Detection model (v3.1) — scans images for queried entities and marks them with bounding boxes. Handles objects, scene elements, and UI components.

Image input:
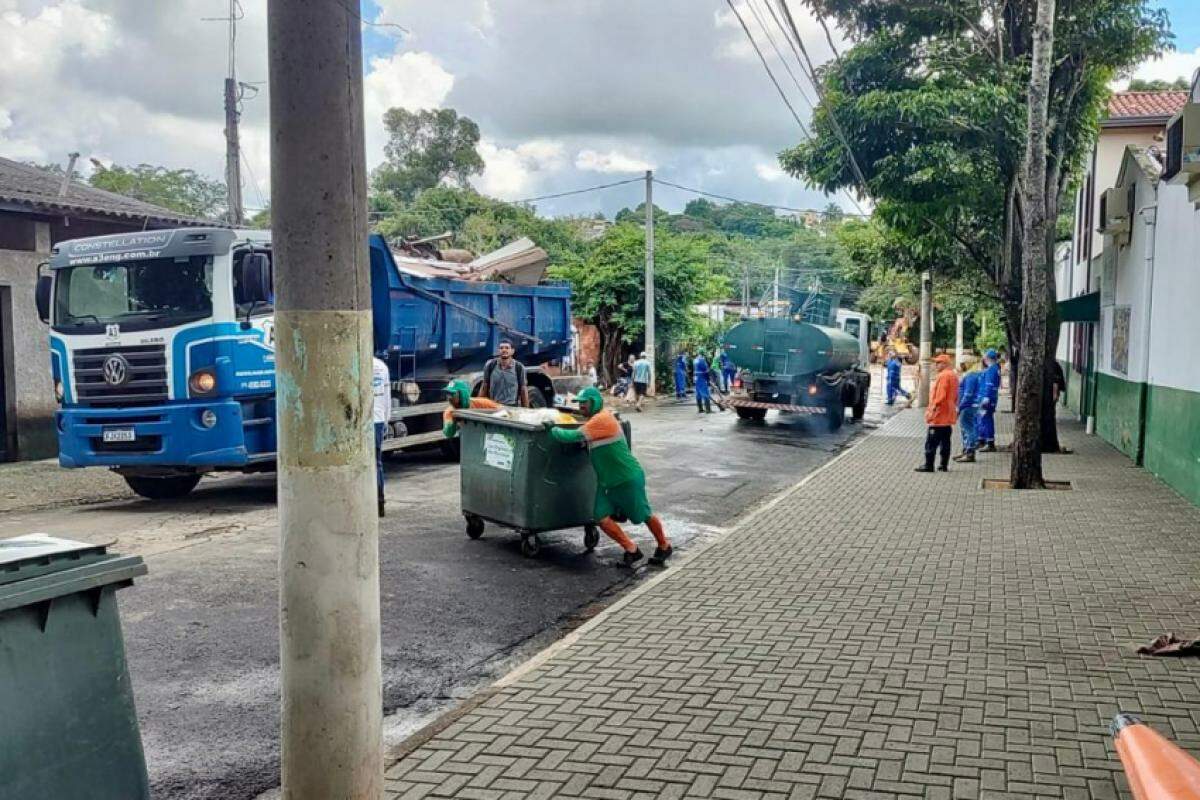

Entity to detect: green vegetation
[1126,77,1189,91]
[88,162,226,219]
[372,108,485,203]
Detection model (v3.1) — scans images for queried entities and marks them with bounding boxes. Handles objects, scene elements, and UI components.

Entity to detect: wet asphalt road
[0,375,897,800]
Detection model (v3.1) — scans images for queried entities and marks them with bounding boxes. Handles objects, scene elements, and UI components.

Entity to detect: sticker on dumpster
[484,433,514,471]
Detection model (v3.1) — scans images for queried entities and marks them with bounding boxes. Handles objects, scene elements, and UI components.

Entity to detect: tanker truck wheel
[825,400,845,432]
[852,393,867,421]
[735,407,767,422]
[123,473,202,500]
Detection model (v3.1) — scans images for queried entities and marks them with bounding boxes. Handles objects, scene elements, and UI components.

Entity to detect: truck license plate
[102,428,136,443]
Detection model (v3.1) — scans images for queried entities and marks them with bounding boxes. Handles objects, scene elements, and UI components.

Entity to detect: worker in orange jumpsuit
[915,354,959,473]
[441,380,501,438]
[547,386,672,568]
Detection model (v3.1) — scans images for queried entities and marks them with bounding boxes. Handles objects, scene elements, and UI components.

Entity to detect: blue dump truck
[34,228,571,499]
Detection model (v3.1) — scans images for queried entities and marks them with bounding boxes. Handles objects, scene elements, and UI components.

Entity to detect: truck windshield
[54,256,213,331]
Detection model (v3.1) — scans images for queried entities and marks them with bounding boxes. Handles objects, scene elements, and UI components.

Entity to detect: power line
[744,0,818,111]
[653,177,866,217]
[774,0,871,204]
[723,0,811,138]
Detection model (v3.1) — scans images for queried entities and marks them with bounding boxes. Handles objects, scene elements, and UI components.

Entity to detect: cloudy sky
[1,0,1197,219]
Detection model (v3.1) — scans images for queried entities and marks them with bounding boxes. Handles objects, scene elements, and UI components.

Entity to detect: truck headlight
[189,369,217,395]
[200,409,218,429]
[54,380,64,403]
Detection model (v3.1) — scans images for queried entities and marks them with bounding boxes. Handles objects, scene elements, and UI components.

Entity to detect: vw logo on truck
[102,354,130,386]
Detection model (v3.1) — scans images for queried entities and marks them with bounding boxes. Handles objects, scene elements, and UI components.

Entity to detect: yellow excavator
[869,310,919,364]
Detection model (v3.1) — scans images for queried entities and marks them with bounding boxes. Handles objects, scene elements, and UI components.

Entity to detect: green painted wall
[1095,372,1145,461]
[1144,384,1200,507]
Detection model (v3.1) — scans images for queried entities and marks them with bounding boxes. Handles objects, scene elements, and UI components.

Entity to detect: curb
[383,416,879,768]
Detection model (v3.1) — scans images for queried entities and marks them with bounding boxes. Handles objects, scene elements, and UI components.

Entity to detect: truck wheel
[465,514,485,540]
[852,393,867,421]
[583,524,600,551]
[735,407,767,422]
[440,437,461,461]
[124,474,202,500]
[825,400,845,432]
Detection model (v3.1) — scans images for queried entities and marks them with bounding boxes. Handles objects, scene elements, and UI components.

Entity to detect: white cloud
[755,162,786,182]
[575,149,654,174]
[474,138,567,199]
[1132,48,1200,87]
[363,51,456,167]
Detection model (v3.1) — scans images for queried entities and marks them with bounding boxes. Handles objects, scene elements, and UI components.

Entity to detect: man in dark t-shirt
[480,339,529,406]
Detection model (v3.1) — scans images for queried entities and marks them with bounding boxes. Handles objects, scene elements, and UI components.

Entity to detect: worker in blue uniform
[885,351,910,405]
[693,351,713,414]
[718,349,736,393]
[975,349,1001,452]
[953,361,982,462]
[674,352,689,400]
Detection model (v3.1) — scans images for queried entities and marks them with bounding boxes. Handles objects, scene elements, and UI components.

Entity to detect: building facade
[1079,78,1200,506]
[0,158,207,460]
[1057,90,1188,420]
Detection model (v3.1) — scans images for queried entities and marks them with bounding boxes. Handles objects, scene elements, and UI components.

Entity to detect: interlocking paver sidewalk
[385,408,1200,799]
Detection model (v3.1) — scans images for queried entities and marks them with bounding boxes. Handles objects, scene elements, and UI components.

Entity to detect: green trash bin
[454,409,631,557]
[0,534,150,800]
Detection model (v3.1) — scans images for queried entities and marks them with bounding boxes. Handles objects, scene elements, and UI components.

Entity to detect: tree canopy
[373,108,485,202]
[1126,76,1189,91]
[88,161,226,219]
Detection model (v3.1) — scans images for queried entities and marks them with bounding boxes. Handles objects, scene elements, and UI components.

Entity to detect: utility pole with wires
[773,264,781,317]
[644,169,655,394]
[208,0,246,226]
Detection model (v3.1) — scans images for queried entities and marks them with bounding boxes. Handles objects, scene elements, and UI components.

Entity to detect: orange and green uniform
[442,381,501,438]
[550,387,653,524]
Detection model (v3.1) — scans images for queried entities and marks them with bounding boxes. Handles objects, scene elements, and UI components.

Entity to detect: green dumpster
[454,409,631,557]
[0,534,150,800]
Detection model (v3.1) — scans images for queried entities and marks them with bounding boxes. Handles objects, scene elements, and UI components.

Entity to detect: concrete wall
[0,220,57,459]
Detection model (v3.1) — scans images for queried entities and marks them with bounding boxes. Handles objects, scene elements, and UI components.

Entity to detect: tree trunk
[597,320,624,387]
[1010,0,1057,489]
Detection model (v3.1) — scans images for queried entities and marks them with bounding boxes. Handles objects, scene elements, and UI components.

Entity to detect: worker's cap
[639,352,647,358]
[985,349,998,360]
[933,354,952,365]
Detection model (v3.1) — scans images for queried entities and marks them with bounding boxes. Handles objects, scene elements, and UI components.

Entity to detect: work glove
[541,419,556,430]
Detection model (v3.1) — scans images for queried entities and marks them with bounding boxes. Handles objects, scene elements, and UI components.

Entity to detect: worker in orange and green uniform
[546,386,672,568]
[442,380,501,438]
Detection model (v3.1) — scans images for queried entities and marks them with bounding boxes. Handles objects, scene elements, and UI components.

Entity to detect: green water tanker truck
[722,297,871,431]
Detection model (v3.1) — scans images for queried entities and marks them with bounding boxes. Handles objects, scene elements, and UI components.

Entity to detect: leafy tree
[88,161,226,219]
[822,202,845,224]
[248,204,271,230]
[552,224,729,383]
[781,0,1170,458]
[1126,76,1189,91]
[372,108,484,202]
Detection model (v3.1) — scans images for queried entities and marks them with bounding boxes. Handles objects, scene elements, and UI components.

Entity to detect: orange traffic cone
[1112,713,1200,800]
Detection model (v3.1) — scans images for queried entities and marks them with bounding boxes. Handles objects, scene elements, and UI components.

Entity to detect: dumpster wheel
[520,532,542,558]
[583,525,600,552]
[465,513,485,539]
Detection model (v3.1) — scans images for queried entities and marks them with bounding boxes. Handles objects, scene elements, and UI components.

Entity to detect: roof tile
[1106,91,1189,121]
[0,157,215,227]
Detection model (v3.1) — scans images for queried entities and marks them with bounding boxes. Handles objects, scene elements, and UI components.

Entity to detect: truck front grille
[73,345,169,406]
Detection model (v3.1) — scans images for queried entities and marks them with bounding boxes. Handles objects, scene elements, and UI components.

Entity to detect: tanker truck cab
[38,228,278,499]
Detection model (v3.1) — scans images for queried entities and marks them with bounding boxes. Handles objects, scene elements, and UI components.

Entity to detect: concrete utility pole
[224,0,244,226]
[916,271,933,408]
[773,265,780,316]
[955,313,964,368]
[268,1,382,798]
[644,170,655,394]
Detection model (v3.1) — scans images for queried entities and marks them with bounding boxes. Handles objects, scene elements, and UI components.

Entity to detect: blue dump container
[0,534,149,800]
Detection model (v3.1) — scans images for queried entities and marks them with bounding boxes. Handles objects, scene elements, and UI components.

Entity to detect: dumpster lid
[0,534,112,587]
[0,535,145,613]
